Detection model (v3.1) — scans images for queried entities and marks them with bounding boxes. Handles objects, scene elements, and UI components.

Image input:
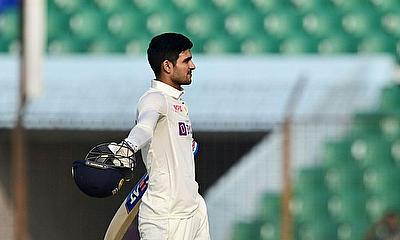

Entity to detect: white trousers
[138,197,210,240]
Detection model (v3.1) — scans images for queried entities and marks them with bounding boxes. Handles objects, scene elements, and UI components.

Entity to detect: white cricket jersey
[126,80,200,219]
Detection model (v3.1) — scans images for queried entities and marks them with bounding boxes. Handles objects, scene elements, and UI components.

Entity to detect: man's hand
[108,141,135,168]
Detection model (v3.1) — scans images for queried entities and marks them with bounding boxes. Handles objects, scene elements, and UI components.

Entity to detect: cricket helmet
[72,142,135,198]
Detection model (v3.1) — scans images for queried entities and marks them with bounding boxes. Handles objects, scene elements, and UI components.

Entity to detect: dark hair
[147,33,193,77]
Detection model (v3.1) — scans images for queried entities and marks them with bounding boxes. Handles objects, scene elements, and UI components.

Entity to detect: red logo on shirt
[173,104,184,112]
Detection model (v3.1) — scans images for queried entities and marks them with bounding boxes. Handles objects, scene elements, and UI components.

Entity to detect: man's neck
[155,78,182,91]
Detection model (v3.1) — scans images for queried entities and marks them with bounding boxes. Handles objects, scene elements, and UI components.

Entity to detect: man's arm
[103,92,166,239]
[124,92,167,152]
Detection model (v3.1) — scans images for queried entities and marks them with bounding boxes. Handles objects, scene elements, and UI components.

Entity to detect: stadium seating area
[1,1,400,239]
[0,0,399,60]
[231,83,400,239]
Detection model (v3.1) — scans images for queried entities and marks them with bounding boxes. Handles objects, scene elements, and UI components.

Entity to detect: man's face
[171,49,195,86]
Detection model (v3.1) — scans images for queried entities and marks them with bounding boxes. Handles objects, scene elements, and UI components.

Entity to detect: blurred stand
[365,211,400,240]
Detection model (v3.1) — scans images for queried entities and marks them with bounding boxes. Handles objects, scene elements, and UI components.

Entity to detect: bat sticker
[125,173,149,213]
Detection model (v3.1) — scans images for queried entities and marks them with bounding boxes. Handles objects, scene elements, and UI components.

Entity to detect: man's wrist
[124,139,139,153]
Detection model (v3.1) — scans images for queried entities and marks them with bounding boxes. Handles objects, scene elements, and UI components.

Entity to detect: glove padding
[107,141,135,168]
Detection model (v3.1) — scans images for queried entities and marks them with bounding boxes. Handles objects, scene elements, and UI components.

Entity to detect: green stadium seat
[294,166,327,193]
[47,36,85,54]
[381,10,400,38]
[330,0,368,11]
[372,0,400,11]
[328,191,369,222]
[302,8,342,38]
[257,192,281,223]
[47,9,69,41]
[124,35,151,54]
[133,0,173,14]
[380,113,400,140]
[0,38,18,53]
[40,0,400,57]
[391,41,399,64]
[240,34,279,54]
[107,9,146,39]
[367,192,400,221]
[0,38,9,52]
[263,8,302,39]
[251,0,291,14]
[47,0,57,11]
[87,35,124,53]
[292,191,330,222]
[363,164,400,194]
[37,0,400,59]
[279,33,318,54]
[69,8,107,41]
[189,38,205,54]
[351,136,394,168]
[392,139,400,164]
[379,84,400,112]
[172,0,214,14]
[337,219,371,240]
[93,0,129,13]
[358,32,397,53]
[146,8,185,36]
[325,164,364,193]
[212,0,253,13]
[292,0,334,13]
[350,111,384,138]
[185,9,224,41]
[322,137,354,168]
[224,9,264,40]
[341,7,381,38]
[231,221,262,240]
[260,221,280,240]
[7,39,19,53]
[53,0,85,14]
[318,31,357,53]
[297,220,338,240]
[202,34,240,53]
[0,9,19,41]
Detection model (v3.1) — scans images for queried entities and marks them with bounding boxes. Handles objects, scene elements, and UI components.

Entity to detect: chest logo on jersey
[178,122,192,136]
[173,104,188,115]
[173,104,183,112]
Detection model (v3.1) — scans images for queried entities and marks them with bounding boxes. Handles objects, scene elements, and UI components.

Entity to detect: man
[123,33,210,240]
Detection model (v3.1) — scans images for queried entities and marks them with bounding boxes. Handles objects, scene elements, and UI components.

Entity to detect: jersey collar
[151,80,184,100]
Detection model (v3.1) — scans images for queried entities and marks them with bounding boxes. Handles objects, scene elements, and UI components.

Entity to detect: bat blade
[104,172,149,240]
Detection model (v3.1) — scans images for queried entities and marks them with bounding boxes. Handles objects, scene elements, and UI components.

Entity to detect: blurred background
[1,0,400,239]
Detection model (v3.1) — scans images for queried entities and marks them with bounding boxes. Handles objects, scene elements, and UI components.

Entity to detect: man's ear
[162,60,173,74]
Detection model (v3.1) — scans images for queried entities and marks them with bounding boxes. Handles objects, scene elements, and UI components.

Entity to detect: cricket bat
[104,172,149,240]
